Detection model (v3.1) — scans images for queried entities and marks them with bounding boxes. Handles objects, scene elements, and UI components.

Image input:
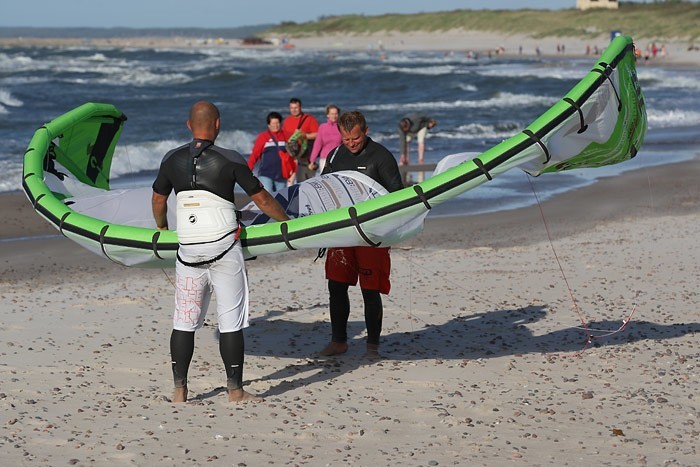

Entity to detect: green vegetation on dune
[265,3,700,40]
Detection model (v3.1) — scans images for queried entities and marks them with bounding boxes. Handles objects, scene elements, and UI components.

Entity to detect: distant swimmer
[397,114,437,165]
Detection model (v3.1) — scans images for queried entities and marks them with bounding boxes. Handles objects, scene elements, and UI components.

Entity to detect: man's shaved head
[188,101,220,133]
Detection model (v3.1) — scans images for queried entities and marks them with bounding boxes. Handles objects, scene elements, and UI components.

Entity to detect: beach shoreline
[2,29,699,66]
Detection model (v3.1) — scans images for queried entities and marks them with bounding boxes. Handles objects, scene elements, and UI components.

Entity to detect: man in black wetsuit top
[152,101,289,403]
[319,110,404,357]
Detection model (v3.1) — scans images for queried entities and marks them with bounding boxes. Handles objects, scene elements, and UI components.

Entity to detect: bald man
[152,101,289,403]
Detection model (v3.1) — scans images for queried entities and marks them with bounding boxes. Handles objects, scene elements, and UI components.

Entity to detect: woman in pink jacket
[309,104,341,174]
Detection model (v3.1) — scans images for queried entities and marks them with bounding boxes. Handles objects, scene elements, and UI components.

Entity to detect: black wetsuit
[152,139,262,201]
[321,136,403,193]
[321,137,403,347]
[152,138,262,391]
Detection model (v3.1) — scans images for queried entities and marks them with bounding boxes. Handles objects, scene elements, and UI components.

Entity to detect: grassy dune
[265,2,700,41]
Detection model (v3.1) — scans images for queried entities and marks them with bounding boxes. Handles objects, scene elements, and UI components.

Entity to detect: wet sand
[1,157,699,465]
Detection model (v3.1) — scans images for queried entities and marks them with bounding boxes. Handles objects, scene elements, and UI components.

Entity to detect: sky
[1,0,693,28]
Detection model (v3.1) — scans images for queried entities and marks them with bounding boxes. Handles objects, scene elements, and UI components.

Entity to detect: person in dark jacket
[248,111,291,192]
[319,110,404,358]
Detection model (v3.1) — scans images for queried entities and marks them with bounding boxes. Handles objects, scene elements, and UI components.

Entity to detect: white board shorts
[406,127,428,145]
[173,241,249,333]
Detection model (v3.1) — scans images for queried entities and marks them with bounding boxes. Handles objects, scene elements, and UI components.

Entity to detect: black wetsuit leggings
[328,279,383,346]
[170,329,245,390]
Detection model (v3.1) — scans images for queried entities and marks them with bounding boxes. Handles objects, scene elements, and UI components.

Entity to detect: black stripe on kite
[349,206,381,247]
[522,129,551,164]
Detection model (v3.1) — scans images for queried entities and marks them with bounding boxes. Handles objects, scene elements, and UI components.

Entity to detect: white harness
[176,190,238,245]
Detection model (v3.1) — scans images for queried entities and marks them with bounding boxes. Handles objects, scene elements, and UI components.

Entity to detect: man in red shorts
[319,110,404,357]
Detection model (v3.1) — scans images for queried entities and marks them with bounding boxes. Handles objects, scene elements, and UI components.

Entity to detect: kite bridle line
[160,267,176,290]
[526,174,638,356]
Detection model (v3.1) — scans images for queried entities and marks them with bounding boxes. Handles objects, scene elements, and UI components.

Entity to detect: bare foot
[319,341,349,356]
[172,386,188,403]
[228,388,264,403]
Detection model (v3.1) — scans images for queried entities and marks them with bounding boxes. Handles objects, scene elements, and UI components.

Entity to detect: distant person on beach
[152,101,289,403]
[398,113,437,166]
[319,110,404,358]
[247,111,295,192]
[309,104,341,173]
[283,97,319,183]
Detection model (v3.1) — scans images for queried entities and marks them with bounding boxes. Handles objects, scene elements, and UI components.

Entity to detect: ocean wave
[642,73,700,92]
[45,57,195,86]
[636,69,663,83]
[13,54,194,86]
[0,76,51,85]
[365,124,522,147]
[456,83,477,92]
[90,69,193,86]
[0,161,22,192]
[0,89,23,108]
[366,63,467,76]
[637,68,700,91]
[216,129,256,155]
[194,47,304,61]
[646,108,700,128]
[110,140,179,177]
[54,63,129,75]
[476,63,589,80]
[379,54,476,65]
[0,52,35,71]
[174,56,233,73]
[86,53,108,62]
[195,70,245,82]
[358,92,554,112]
[108,129,257,179]
[452,122,522,139]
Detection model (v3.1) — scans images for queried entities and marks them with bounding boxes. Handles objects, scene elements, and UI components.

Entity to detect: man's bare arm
[249,190,290,222]
[152,191,169,230]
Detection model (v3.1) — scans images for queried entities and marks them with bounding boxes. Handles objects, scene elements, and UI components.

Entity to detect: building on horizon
[577,0,619,10]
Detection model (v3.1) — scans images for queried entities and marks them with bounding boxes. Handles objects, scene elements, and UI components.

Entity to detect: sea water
[1,41,699,216]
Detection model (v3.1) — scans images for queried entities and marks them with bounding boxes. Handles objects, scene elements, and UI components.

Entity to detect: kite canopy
[22,35,646,268]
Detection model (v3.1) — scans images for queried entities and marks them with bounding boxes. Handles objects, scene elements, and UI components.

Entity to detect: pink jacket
[309,120,342,164]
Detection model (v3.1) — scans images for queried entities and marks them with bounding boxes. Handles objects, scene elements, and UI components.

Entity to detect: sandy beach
[1,153,699,464]
[285,30,700,66]
[2,29,700,67]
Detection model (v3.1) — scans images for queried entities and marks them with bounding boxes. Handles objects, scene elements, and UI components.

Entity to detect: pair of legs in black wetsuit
[170,329,244,392]
[326,279,383,352]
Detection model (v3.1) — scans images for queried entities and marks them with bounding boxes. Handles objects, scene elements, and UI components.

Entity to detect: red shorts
[325,246,391,294]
